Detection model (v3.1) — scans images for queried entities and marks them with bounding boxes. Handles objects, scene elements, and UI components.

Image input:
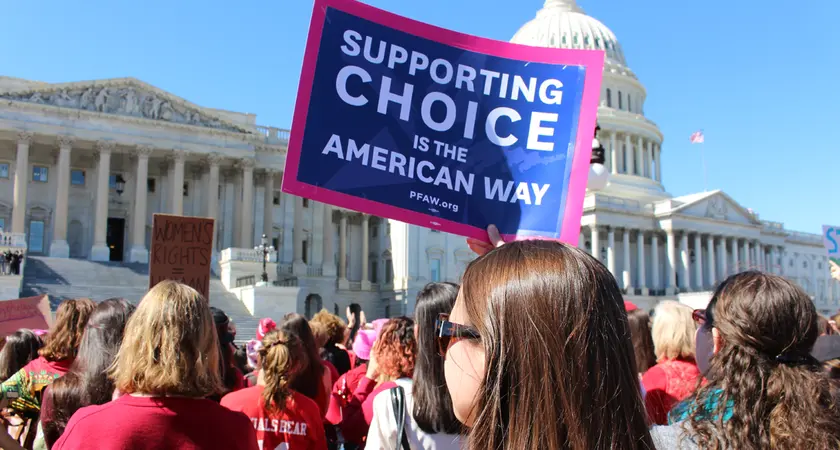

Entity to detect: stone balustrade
[255,126,291,145]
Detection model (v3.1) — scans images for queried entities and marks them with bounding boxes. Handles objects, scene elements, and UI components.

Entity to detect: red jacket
[642,358,702,425]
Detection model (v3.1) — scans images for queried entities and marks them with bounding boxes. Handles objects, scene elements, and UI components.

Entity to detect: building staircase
[21,256,259,344]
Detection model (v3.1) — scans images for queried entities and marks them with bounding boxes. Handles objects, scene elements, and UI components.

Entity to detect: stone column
[758,243,765,271]
[655,145,662,182]
[607,228,616,277]
[666,230,677,295]
[170,152,186,216]
[50,136,74,257]
[338,212,349,289]
[778,246,785,276]
[651,233,660,292]
[590,226,600,261]
[610,133,618,175]
[718,237,728,278]
[361,214,371,290]
[637,230,647,295]
[770,246,778,275]
[11,131,32,234]
[322,206,336,276]
[625,135,633,175]
[128,145,153,263]
[238,158,255,248]
[636,136,644,177]
[645,140,652,178]
[90,141,114,261]
[707,235,716,288]
[731,238,740,273]
[622,229,633,291]
[679,233,689,291]
[693,234,703,291]
[205,153,222,222]
[292,196,305,275]
[743,240,750,270]
[263,170,275,246]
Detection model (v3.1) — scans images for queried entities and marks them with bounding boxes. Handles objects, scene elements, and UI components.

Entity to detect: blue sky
[1,0,836,233]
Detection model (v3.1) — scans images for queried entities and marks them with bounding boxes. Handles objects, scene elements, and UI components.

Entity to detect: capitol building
[0,0,836,317]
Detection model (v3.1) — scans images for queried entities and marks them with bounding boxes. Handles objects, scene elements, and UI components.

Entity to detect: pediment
[0,78,249,134]
[671,191,758,225]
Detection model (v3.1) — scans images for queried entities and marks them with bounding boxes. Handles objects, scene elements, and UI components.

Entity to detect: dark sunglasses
[692,309,707,326]
[434,313,480,358]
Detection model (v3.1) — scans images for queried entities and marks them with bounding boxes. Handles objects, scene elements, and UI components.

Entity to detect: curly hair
[373,317,416,379]
[685,271,840,449]
[40,298,96,362]
[311,309,346,345]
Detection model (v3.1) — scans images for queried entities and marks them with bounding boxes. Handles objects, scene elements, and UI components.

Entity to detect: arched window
[606,89,612,107]
[618,91,623,110]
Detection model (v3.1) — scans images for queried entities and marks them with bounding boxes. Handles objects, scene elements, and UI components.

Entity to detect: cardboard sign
[0,295,51,337]
[149,214,215,300]
[823,225,840,266]
[281,0,604,243]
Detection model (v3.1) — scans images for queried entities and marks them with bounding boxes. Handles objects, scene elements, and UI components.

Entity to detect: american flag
[690,131,705,144]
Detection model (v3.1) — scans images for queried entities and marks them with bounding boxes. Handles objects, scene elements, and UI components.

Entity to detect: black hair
[0,329,42,380]
[412,282,461,434]
[347,303,362,346]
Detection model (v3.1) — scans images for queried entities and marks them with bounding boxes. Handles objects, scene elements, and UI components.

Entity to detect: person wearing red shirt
[222,328,327,450]
[52,281,258,450]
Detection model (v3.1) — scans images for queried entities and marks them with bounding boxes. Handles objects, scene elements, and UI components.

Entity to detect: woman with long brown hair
[456,228,654,449]
[279,313,331,415]
[51,281,257,450]
[653,271,840,449]
[222,329,327,449]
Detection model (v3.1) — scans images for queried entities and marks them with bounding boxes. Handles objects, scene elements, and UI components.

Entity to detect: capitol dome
[511,0,667,201]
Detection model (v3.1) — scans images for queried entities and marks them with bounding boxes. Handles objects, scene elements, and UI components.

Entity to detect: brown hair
[40,298,95,362]
[110,281,222,397]
[279,314,324,402]
[373,317,416,379]
[311,309,346,345]
[686,271,840,449]
[259,329,305,412]
[460,240,653,450]
[626,308,656,373]
[309,321,329,349]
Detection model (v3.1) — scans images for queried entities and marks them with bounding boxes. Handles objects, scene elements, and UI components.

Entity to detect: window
[302,199,310,208]
[819,262,823,270]
[790,259,794,268]
[272,237,279,250]
[431,229,441,234]
[71,169,85,186]
[183,182,189,197]
[109,174,117,189]
[302,240,309,264]
[0,218,5,231]
[385,260,393,284]
[28,220,44,253]
[273,191,281,206]
[386,223,391,235]
[430,258,441,282]
[371,260,378,283]
[804,261,808,269]
[371,226,378,238]
[32,166,48,182]
[618,91,623,110]
[147,178,156,193]
[384,304,391,318]
[606,89,612,107]
[0,163,9,178]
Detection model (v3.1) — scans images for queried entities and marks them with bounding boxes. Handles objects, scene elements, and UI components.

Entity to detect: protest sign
[149,214,215,300]
[0,295,51,337]
[823,225,840,266]
[281,0,604,243]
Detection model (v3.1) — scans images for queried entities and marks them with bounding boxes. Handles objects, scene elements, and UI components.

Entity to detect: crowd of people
[0,250,25,276]
[0,224,837,448]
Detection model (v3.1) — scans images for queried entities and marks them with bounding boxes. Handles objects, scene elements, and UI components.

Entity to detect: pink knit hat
[256,318,277,341]
[352,329,379,362]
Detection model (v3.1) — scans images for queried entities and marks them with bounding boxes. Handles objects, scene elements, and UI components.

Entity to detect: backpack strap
[390,386,411,450]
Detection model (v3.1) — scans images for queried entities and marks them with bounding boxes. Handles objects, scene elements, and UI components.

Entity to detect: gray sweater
[649,421,701,450]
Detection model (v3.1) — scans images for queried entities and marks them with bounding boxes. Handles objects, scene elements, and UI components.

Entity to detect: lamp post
[254,233,275,283]
[588,124,609,191]
[114,174,126,196]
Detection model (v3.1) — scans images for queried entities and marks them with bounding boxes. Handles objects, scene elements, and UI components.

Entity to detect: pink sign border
[282,0,604,244]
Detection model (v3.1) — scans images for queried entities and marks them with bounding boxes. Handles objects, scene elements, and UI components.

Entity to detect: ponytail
[259,330,303,412]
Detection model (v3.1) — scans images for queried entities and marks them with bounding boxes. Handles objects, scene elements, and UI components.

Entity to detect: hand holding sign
[467,224,505,256]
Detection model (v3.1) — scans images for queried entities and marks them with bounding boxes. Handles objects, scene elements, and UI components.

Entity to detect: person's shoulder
[642,364,667,385]
[59,402,118,435]
[222,385,260,406]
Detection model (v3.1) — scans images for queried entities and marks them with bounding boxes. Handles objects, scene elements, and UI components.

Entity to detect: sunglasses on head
[434,313,480,358]
[692,309,709,326]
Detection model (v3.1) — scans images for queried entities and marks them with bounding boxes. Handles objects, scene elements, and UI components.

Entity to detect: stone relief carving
[705,196,728,220]
[3,85,243,133]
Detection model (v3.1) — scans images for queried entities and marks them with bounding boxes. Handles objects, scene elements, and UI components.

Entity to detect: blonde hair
[308,321,329,349]
[260,329,304,412]
[652,301,696,361]
[110,281,222,397]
